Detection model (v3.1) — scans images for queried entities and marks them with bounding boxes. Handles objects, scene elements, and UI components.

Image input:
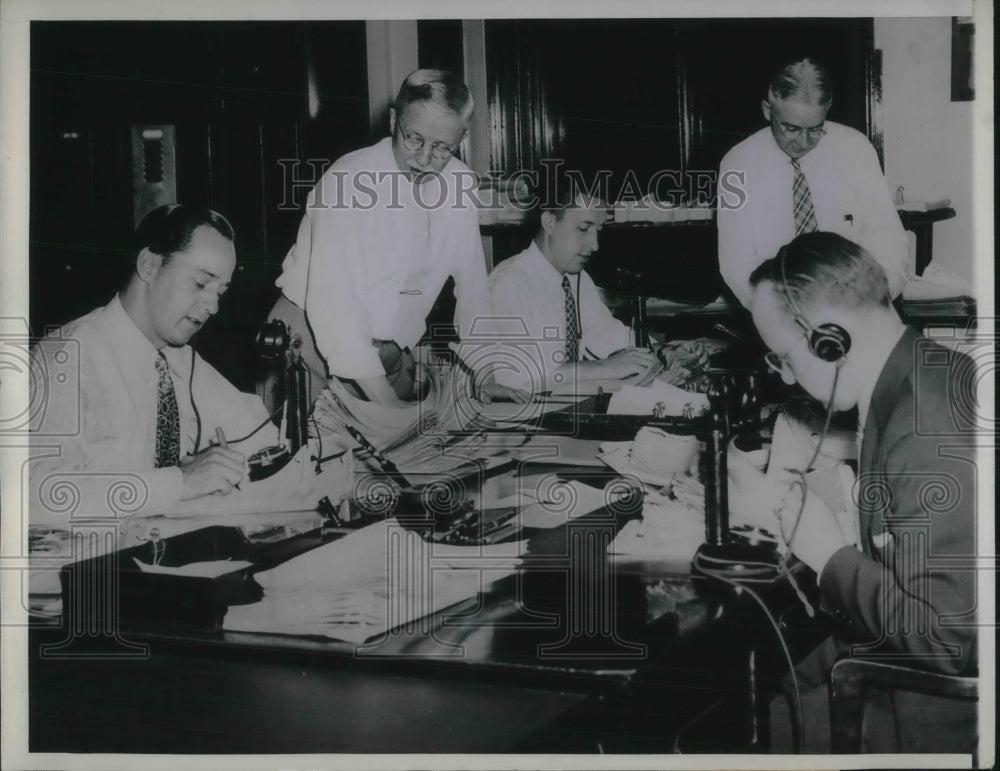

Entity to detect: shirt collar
[372,136,399,172]
[371,136,461,210]
[105,294,167,378]
[523,240,568,292]
[105,295,189,381]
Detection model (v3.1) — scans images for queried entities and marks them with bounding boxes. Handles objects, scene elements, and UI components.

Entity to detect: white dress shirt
[30,295,278,519]
[718,121,908,306]
[276,137,491,380]
[488,242,633,390]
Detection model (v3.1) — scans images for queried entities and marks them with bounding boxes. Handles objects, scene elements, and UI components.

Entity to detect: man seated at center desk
[488,175,704,395]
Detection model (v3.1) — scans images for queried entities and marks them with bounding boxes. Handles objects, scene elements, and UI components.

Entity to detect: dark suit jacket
[791,327,979,752]
[821,326,978,675]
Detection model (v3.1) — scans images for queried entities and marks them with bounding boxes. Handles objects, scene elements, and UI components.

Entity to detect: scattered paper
[767,409,855,479]
[608,495,705,561]
[516,479,614,529]
[509,435,606,466]
[597,444,674,488]
[607,380,708,417]
[902,263,973,301]
[133,558,253,577]
[477,394,589,423]
[224,518,523,644]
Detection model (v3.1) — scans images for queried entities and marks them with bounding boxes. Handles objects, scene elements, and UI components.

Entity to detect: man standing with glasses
[270,69,514,406]
[717,57,907,307]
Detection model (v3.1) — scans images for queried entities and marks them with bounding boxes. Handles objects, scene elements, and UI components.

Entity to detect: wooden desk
[29,463,814,755]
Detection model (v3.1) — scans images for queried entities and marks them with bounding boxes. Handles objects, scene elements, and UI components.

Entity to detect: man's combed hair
[134,204,235,263]
[394,69,473,122]
[531,166,609,231]
[125,205,234,286]
[749,231,892,312]
[767,57,833,106]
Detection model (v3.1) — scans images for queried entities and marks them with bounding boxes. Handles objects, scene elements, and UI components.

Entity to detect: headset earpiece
[775,246,850,364]
[808,323,851,363]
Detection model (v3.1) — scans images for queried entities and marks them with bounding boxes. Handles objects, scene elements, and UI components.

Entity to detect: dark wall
[30,21,369,389]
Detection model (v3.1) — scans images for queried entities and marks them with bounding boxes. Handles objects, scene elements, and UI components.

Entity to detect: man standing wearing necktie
[717,57,908,307]
[270,69,520,408]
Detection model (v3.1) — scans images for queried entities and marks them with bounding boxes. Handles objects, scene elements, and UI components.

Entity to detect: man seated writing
[729,231,978,753]
[31,204,279,520]
[488,172,705,394]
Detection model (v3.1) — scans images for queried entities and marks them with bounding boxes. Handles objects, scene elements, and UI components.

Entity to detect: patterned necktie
[791,158,819,235]
[154,353,180,468]
[562,275,580,363]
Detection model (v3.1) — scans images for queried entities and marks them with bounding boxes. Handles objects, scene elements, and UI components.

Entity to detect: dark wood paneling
[30,21,368,389]
[417,20,465,75]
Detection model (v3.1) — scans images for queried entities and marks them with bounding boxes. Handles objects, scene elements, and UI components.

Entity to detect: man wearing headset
[729,232,977,753]
[488,175,702,393]
[31,205,279,520]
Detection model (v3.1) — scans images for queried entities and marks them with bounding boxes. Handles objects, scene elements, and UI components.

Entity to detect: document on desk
[133,558,254,577]
[490,477,612,529]
[508,435,607,466]
[608,496,706,562]
[223,518,525,644]
[607,473,709,563]
[606,381,708,417]
[476,394,588,424]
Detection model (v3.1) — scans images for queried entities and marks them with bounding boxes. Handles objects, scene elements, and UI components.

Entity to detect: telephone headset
[773,246,851,364]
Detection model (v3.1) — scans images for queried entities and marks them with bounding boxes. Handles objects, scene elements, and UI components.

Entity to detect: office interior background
[30,17,977,390]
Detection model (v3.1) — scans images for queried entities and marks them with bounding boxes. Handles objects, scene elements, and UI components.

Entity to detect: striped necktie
[791,158,819,235]
[562,275,580,363]
[154,353,181,468]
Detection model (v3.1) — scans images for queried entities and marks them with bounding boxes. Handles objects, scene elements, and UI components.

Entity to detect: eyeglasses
[775,122,827,142]
[396,117,462,161]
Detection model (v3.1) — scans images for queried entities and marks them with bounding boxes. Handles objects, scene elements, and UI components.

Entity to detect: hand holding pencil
[177,426,247,500]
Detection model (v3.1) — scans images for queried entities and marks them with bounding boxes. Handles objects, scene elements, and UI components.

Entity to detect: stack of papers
[608,494,705,562]
[902,263,973,302]
[224,519,524,644]
[895,197,951,212]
